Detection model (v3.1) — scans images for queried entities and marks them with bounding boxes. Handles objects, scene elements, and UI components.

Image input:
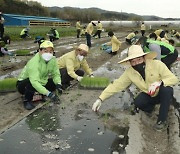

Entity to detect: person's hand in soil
[56,84,63,95]
[47,92,59,103]
[92,99,102,112]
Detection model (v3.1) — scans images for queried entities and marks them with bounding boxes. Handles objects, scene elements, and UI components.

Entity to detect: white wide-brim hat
[118,45,157,65]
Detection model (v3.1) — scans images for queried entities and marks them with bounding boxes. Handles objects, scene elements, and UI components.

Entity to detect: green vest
[144,39,175,58]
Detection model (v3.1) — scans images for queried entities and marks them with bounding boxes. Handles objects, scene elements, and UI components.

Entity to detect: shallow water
[0,107,128,154]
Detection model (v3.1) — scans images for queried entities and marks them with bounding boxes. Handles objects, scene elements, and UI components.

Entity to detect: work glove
[92,99,102,112]
[77,76,83,82]
[89,74,94,78]
[148,81,162,96]
[47,92,59,102]
[56,84,63,94]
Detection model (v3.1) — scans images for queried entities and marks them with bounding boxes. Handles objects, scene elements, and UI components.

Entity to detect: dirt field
[0,31,180,154]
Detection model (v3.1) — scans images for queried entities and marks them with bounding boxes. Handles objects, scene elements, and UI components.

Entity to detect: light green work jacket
[18,53,61,95]
[99,59,178,101]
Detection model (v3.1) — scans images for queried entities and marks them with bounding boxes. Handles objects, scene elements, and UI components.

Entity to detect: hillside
[0,0,179,22]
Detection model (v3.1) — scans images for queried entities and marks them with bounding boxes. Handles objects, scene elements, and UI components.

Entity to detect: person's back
[139,37,178,68]
[20,28,30,39]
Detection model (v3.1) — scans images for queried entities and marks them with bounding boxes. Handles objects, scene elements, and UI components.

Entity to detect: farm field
[0,28,180,154]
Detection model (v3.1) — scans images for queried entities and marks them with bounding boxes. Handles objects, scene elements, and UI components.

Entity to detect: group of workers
[0,17,179,132]
[20,27,60,42]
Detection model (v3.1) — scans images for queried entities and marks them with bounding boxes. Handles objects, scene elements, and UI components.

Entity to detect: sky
[30,0,180,19]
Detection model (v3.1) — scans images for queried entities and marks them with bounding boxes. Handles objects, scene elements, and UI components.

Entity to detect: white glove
[89,74,94,78]
[92,99,102,112]
[77,76,83,82]
[148,81,162,96]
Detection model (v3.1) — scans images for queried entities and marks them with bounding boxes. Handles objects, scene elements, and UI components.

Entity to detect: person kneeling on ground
[57,44,94,90]
[0,36,13,57]
[47,28,60,42]
[92,45,178,131]
[16,40,63,110]
[136,36,178,69]
[125,31,138,45]
[20,27,31,39]
[103,31,121,55]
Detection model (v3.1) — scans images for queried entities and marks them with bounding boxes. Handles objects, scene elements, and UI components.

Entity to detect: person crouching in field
[16,40,63,110]
[92,45,178,131]
[57,44,94,90]
[101,31,121,55]
[125,31,138,45]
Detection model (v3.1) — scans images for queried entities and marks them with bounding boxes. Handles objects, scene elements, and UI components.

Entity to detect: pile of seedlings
[15,49,31,56]
[0,78,17,92]
[79,76,110,89]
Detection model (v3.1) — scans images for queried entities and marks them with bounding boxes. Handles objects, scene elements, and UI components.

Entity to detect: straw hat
[118,45,157,65]
[77,44,89,53]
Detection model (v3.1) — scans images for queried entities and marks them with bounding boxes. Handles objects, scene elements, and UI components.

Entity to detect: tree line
[1,0,169,23]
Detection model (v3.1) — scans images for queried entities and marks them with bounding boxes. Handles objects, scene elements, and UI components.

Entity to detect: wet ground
[0,31,180,154]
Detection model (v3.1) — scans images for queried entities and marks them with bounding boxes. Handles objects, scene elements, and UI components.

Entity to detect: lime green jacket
[18,53,61,95]
[99,59,178,101]
[57,50,92,79]
[55,30,60,39]
[20,29,27,36]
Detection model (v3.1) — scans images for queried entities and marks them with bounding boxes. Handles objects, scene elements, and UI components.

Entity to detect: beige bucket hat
[118,45,157,65]
[77,44,89,53]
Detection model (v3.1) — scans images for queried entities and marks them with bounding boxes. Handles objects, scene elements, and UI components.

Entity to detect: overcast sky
[31,0,179,18]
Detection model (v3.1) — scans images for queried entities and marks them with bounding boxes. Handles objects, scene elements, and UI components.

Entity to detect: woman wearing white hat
[92,45,178,131]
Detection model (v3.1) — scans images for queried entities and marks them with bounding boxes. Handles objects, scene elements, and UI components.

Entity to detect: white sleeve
[149,44,161,60]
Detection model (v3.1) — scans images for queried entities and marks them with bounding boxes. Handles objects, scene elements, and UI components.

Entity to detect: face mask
[132,62,145,72]
[42,53,53,62]
[77,54,84,61]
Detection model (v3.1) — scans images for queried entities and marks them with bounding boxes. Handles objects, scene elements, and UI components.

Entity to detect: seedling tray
[0,78,18,92]
[79,76,110,90]
[15,49,32,56]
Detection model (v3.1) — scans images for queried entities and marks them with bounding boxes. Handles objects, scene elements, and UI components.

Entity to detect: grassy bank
[4,26,76,41]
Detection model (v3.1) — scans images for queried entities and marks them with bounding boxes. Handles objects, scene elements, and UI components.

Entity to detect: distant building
[3,13,70,27]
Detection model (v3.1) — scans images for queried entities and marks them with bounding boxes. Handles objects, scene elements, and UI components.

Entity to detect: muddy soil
[0,31,180,154]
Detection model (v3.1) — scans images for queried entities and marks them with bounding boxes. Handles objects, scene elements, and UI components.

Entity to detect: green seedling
[175,43,180,47]
[0,78,18,92]
[15,49,31,56]
[80,76,110,89]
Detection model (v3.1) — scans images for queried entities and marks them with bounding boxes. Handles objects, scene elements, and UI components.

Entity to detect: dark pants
[141,30,145,36]
[0,24,4,38]
[16,78,56,101]
[20,34,28,39]
[49,36,59,42]
[77,29,81,38]
[126,38,132,45]
[134,85,173,122]
[109,51,117,55]
[86,33,91,48]
[93,30,102,38]
[162,49,178,69]
[160,31,165,38]
[60,68,84,85]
